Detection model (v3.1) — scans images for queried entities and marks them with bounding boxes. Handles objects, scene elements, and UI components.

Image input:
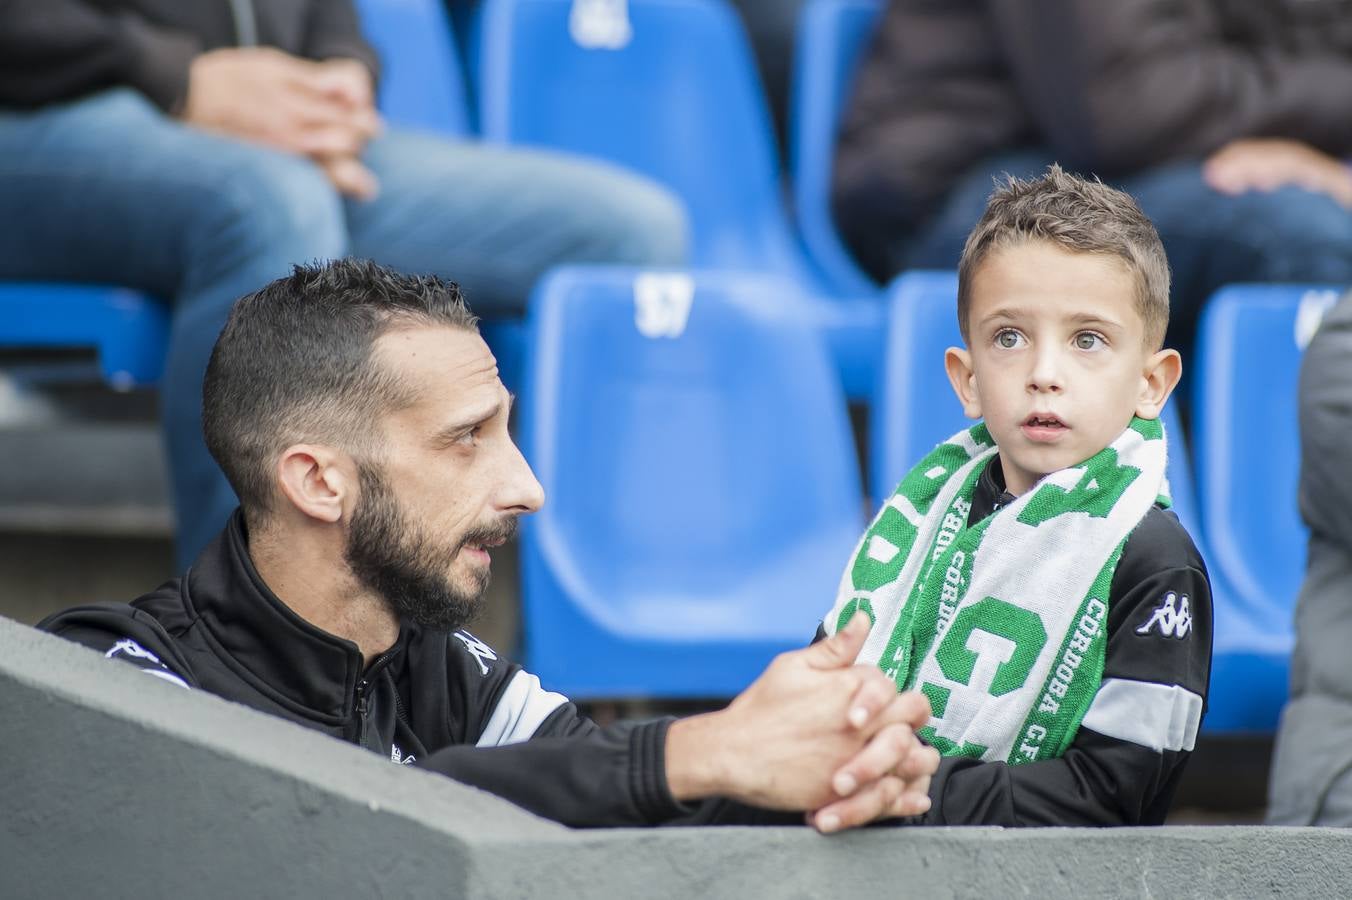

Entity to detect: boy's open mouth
[1022,413,1068,441]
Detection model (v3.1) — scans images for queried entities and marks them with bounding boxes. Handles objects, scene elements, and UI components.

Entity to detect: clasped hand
[183,47,381,198]
[667,613,940,833]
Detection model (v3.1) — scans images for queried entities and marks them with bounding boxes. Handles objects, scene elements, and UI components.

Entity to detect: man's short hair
[957,165,1171,348]
[203,259,479,527]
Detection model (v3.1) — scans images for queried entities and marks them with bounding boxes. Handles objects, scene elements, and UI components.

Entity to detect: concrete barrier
[3,613,1350,899]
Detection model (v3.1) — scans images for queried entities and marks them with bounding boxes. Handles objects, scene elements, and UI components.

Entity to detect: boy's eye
[1074,332,1105,350]
[995,329,1023,349]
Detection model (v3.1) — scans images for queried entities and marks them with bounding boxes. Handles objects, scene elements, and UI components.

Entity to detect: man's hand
[1204,138,1352,208]
[182,48,381,198]
[665,613,937,832]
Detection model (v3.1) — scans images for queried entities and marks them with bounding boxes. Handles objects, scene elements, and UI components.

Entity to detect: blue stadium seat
[517,266,864,698]
[354,0,471,135]
[1194,283,1342,731]
[0,284,168,388]
[475,0,882,397]
[870,272,1197,532]
[788,0,881,297]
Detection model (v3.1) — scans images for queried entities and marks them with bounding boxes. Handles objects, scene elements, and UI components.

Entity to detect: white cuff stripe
[1080,678,1202,753]
[476,670,569,748]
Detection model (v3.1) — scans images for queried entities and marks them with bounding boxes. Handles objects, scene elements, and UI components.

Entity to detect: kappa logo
[106,638,162,664]
[1136,591,1192,639]
[453,630,499,676]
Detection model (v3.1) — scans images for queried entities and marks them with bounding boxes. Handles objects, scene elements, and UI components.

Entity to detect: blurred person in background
[0,0,687,567]
[1268,287,1352,826]
[834,0,1352,348]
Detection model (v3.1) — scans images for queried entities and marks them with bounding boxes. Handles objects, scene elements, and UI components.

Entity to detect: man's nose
[498,439,546,514]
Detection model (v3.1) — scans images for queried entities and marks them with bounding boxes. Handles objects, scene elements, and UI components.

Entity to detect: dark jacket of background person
[1268,290,1352,825]
[0,0,378,112]
[833,0,1352,279]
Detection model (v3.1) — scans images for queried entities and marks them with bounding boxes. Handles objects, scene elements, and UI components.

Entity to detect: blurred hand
[665,613,936,832]
[1204,138,1352,208]
[182,48,382,197]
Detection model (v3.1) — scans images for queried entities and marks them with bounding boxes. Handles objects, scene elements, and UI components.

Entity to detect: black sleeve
[37,603,197,688]
[302,0,379,80]
[988,0,1352,171]
[923,515,1213,826]
[416,714,693,827]
[0,0,201,111]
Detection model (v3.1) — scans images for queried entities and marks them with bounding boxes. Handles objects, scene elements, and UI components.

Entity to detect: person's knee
[574,168,690,267]
[192,151,348,273]
[1235,188,1352,282]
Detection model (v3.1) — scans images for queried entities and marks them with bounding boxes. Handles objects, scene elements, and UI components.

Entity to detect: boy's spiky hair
[957,165,1171,348]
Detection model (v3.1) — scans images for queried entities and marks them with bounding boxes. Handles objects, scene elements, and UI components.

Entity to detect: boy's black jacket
[826,458,1214,826]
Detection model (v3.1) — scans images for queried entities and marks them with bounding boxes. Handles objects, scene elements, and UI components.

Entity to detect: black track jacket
[39,512,796,828]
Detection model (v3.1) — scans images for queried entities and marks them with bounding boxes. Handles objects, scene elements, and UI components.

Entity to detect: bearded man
[40,259,937,831]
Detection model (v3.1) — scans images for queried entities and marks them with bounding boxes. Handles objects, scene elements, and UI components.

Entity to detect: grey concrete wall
[4,613,1351,900]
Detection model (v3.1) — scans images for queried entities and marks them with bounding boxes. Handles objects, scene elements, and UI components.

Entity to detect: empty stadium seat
[0,284,168,388]
[517,266,864,698]
[788,0,881,297]
[1194,283,1342,731]
[475,0,882,397]
[354,0,471,135]
[870,271,1197,531]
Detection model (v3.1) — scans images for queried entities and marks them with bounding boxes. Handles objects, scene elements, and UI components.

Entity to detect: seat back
[354,0,471,134]
[476,0,808,277]
[788,0,881,296]
[518,266,862,697]
[1194,285,1340,622]
[1192,284,1342,732]
[0,285,168,388]
[871,270,1198,535]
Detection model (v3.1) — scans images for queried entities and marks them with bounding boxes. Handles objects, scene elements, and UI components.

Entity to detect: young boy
[822,166,1211,825]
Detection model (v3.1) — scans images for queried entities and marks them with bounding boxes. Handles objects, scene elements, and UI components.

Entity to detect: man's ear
[945,347,982,420]
[274,444,353,524]
[1136,348,1183,419]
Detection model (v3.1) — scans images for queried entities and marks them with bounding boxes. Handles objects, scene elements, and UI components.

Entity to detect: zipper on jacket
[352,648,399,749]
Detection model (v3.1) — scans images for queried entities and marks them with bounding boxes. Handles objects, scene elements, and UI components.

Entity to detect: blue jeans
[0,89,688,565]
[901,150,1352,344]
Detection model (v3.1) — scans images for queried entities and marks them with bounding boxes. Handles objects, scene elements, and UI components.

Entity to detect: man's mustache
[455,516,520,554]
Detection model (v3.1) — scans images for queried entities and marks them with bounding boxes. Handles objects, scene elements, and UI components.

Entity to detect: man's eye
[455,427,481,446]
[1075,332,1104,350]
[995,329,1022,349]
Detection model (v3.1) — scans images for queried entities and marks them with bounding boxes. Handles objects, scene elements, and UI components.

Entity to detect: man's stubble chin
[343,463,498,633]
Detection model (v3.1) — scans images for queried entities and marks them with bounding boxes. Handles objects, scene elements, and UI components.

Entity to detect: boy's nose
[1027,348,1065,393]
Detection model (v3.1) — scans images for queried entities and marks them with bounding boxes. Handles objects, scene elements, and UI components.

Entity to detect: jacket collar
[181,510,405,721]
[968,456,1018,525]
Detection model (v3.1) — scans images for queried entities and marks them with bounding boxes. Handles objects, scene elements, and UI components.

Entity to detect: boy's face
[945,239,1181,496]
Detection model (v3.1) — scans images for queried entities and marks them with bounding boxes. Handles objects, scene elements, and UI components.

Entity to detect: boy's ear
[275,444,355,525]
[945,347,983,420]
[1136,348,1183,419]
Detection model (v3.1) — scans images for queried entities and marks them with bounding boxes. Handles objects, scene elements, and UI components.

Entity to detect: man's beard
[343,462,517,632]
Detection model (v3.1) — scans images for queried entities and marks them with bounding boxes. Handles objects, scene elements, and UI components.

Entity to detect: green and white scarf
[824,417,1169,765]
